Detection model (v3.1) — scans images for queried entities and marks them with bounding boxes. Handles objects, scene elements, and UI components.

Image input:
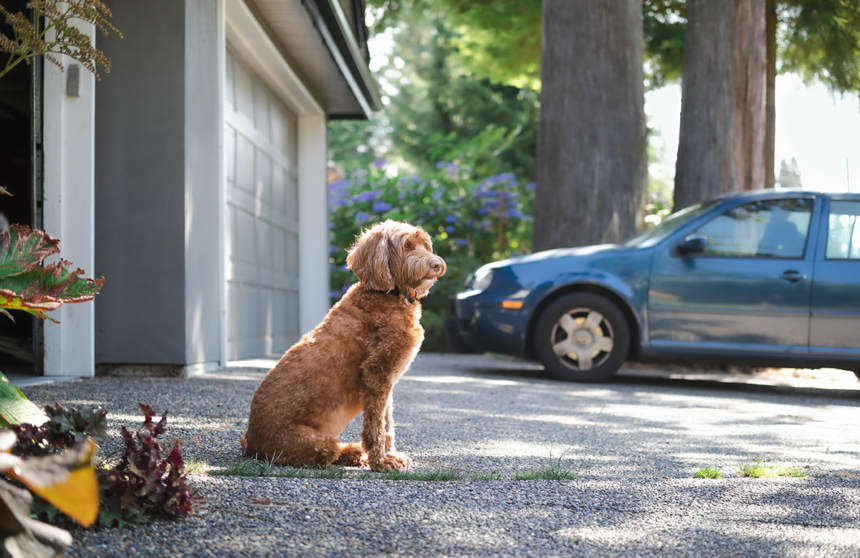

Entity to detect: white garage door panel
[225,47,300,360]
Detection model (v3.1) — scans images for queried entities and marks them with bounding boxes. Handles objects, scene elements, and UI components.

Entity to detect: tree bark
[674,0,766,211]
[532,0,646,251]
[764,0,777,188]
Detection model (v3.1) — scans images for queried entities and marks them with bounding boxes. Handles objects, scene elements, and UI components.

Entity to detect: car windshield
[622,200,719,247]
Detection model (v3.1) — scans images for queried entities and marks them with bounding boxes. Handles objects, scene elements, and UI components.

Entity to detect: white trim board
[41,25,97,378]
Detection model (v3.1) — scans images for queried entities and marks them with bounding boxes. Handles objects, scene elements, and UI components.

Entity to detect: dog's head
[346,220,446,298]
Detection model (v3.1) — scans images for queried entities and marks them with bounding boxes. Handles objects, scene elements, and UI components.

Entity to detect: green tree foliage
[370,0,860,98]
[381,7,539,181]
[328,117,388,176]
[781,0,860,95]
[443,0,541,90]
[643,0,687,89]
[642,0,860,96]
[335,3,539,182]
[368,0,541,90]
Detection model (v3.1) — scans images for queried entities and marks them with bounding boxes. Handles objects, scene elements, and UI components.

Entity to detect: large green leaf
[0,225,103,322]
[0,373,47,428]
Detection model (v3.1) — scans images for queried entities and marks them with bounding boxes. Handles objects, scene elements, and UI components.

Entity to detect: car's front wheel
[533,292,630,383]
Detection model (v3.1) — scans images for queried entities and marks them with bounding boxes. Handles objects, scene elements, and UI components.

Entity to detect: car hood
[491,244,632,268]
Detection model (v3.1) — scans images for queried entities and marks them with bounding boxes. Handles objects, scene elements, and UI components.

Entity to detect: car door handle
[779,271,808,282]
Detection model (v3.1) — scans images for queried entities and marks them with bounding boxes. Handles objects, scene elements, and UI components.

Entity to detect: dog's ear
[346,227,395,291]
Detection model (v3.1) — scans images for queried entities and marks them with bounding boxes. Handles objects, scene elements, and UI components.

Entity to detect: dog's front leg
[384,391,396,453]
[361,386,411,472]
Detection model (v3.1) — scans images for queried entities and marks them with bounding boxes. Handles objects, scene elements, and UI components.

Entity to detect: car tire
[533,292,630,383]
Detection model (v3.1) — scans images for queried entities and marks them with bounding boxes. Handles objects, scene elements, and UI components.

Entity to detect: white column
[298,114,330,334]
[42,25,96,377]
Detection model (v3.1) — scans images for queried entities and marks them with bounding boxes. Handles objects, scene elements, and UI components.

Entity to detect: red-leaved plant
[97,404,192,527]
[12,403,192,528]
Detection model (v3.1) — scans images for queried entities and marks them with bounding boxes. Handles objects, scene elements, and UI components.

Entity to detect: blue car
[455,189,860,382]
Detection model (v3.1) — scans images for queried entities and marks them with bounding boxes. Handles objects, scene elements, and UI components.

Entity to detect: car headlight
[471,267,494,292]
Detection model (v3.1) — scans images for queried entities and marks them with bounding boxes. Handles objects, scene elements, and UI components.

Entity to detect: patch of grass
[513,404,610,482]
[210,458,276,477]
[356,469,463,481]
[514,463,577,481]
[472,470,503,481]
[209,459,464,481]
[694,467,722,479]
[740,460,808,478]
[184,458,208,474]
[210,457,349,479]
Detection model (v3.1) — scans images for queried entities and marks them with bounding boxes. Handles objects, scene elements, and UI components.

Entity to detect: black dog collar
[375,287,418,303]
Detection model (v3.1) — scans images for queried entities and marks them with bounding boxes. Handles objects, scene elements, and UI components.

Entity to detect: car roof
[715,188,860,201]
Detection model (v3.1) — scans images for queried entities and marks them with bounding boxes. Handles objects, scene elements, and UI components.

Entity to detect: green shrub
[328,161,533,351]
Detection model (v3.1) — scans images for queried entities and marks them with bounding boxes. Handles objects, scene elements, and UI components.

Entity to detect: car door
[809,197,860,362]
[647,195,818,354]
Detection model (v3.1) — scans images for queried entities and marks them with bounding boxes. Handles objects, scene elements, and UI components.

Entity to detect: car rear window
[826,200,860,260]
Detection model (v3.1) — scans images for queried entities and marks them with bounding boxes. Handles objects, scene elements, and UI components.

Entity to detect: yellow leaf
[7,440,100,527]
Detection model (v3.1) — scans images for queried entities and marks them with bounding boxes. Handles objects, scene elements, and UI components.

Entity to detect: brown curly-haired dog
[240,220,446,472]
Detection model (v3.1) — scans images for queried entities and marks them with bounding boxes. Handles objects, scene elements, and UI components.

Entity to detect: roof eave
[302,0,382,118]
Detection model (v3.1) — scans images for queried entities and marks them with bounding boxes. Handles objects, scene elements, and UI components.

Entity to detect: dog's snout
[431,257,446,276]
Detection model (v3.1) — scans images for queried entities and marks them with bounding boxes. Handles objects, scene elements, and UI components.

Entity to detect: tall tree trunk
[532,0,646,251]
[674,0,766,210]
[764,0,777,188]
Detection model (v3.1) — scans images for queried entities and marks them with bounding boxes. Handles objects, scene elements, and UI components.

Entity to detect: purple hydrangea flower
[527,182,536,191]
[432,189,445,200]
[329,290,341,298]
[356,211,371,223]
[372,158,387,169]
[373,201,392,212]
[357,190,382,203]
[456,238,468,246]
[445,226,456,233]
[445,215,457,223]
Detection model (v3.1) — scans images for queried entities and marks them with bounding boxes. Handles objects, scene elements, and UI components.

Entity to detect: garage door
[224,47,300,359]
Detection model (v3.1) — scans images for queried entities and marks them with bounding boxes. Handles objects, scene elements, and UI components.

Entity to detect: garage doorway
[0,0,43,375]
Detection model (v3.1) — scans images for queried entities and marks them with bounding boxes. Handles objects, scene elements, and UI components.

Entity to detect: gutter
[302,0,383,119]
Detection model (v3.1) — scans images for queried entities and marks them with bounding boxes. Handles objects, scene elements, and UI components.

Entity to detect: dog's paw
[369,451,412,472]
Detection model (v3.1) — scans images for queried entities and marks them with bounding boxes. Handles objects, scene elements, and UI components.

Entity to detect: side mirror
[677,234,708,256]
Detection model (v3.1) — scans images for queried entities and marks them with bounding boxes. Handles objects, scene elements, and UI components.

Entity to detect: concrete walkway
[20,354,860,557]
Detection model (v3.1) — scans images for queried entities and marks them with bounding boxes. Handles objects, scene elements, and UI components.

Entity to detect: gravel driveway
[21,353,860,557]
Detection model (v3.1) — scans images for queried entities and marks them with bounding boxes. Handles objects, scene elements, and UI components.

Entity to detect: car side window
[826,200,860,260]
[693,198,813,258]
